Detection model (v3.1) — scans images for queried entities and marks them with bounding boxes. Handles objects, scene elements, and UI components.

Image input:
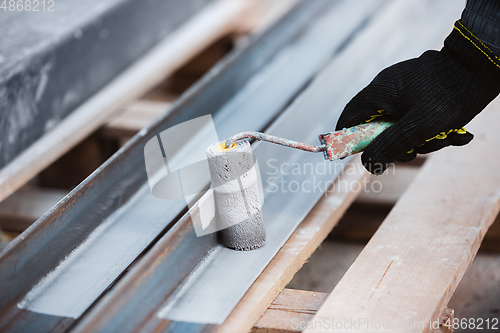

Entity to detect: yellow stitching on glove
[455,21,500,70]
[364,110,388,123]
[424,127,468,142]
[457,21,500,62]
[414,128,468,148]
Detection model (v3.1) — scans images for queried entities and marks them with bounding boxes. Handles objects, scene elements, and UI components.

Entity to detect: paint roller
[206,141,266,251]
[206,120,394,251]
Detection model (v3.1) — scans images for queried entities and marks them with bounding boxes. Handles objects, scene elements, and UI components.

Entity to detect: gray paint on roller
[206,141,266,251]
[221,212,266,251]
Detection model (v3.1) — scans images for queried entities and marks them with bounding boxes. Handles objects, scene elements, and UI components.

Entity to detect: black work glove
[336,20,500,175]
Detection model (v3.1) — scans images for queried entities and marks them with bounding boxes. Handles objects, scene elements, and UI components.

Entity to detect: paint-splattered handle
[319,121,395,161]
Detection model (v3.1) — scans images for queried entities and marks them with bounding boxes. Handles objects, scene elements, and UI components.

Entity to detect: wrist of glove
[336,20,500,175]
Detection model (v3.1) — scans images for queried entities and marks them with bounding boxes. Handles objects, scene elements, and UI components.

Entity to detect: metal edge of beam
[0,0,342,331]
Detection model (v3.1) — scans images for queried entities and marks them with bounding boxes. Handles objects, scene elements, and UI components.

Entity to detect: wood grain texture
[0,0,251,204]
[252,289,454,333]
[218,157,368,333]
[104,100,173,136]
[252,289,329,333]
[304,97,500,333]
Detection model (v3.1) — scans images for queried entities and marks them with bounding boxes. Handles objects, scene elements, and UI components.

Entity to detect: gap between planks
[342,165,500,250]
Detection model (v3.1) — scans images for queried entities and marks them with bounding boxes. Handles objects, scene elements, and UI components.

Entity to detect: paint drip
[206,141,266,251]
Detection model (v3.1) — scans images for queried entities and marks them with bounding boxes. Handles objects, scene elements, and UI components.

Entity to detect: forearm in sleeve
[461,0,500,56]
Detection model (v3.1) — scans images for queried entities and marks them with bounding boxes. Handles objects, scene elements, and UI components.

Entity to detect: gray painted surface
[17,183,171,319]
[0,0,332,320]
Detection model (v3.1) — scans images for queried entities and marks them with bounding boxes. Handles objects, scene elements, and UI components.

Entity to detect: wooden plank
[103,100,173,137]
[252,289,454,333]
[0,0,253,204]
[252,289,329,333]
[0,187,66,232]
[237,0,300,35]
[334,164,500,248]
[218,156,369,333]
[305,101,500,333]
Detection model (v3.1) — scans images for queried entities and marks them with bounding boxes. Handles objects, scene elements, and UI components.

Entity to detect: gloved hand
[336,20,500,175]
